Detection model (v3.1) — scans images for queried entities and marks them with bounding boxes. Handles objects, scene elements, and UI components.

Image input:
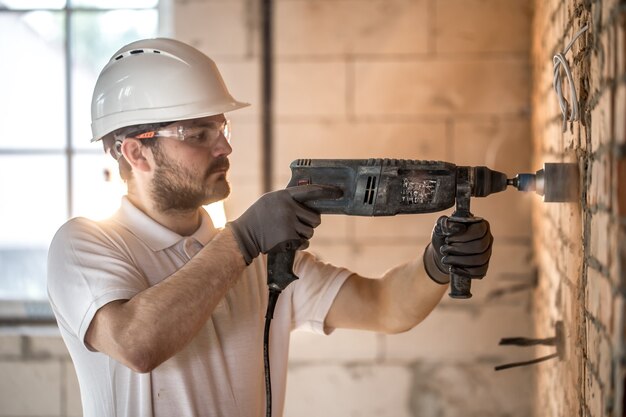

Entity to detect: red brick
[590,210,612,269]
[615,83,626,144]
[591,91,613,152]
[587,268,615,330]
[618,157,626,216]
[588,152,612,208]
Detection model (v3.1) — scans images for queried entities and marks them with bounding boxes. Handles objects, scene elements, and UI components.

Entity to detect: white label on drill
[401,178,437,204]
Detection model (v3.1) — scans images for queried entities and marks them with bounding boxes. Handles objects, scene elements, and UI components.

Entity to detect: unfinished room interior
[0,0,625,416]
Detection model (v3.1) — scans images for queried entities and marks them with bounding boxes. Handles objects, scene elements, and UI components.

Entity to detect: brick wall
[531,0,626,416]
[0,1,537,416]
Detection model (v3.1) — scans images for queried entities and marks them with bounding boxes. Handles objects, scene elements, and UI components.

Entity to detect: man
[47,38,493,417]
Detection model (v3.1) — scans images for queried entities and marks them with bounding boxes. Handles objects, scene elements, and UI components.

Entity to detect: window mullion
[64,4,73,218]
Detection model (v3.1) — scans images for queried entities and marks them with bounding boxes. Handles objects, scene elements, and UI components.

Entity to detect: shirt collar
[112,196,218,252]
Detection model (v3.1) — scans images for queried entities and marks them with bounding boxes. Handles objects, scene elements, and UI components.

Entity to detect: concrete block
[273,120,448,179]
[285,364,413,417]
[354,59,530,117]
[276,61,346,117]
[28,335,70,359]
[308,241,419,279]
[336,242,426,278]
[0,334,21,357]
[313,239,532,303]
[223,179,262,220]
[218,59,260,119]
[352,212,441,242]
[309,215,351,241]
[470,188,533,239]
[64,360,82,417]
[384,303,532,362]
[173,0,249,57]
[406,362,533,417]
[0,360,61,416]
[227,119,261,181]
[452,118,532,173]
[289,329,378,362]
[435,0,532,54]
[304,243,353,272]
[276,0,428,56]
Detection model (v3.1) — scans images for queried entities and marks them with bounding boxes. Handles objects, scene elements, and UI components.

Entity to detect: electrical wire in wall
[553,25,589,132]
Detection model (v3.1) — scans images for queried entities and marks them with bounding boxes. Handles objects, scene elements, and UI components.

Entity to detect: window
[0,0,160,322]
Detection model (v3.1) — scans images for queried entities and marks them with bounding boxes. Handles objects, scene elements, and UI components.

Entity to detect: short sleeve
[47,218,148,349]
[290,251,353,335]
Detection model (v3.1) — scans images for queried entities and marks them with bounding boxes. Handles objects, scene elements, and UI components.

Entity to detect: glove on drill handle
[267,242,300,293]
[228,185,341,265]
[265,185,343,292]
[425,215,493,299]
[447,215,484,299]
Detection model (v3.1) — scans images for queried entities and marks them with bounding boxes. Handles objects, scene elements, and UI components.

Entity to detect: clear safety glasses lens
[131,120,231,147]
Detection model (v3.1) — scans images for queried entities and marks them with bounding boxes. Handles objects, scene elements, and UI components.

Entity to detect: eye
[184,129,209,146]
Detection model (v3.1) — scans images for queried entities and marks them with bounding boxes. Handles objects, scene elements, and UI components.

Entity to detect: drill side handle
[446,215,483,299]
[448,167,478,299]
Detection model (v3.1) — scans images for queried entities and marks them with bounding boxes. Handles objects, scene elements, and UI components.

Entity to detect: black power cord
[264,289,281,417]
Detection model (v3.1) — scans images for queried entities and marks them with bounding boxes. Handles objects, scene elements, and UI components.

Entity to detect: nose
[211,132,232,158]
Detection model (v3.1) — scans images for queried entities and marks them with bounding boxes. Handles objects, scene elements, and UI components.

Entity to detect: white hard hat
[90,38,250,142]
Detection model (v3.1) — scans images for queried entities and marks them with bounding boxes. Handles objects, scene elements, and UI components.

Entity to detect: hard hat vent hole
[130,49,145,55]
[153,50,161,54]
[115,55,123,60]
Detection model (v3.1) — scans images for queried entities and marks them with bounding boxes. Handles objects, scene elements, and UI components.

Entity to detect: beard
[150,147,231,214]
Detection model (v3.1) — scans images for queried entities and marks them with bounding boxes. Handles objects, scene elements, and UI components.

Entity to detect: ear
[120,138,152,173]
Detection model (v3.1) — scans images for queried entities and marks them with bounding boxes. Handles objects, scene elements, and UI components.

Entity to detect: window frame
[0,1,169,325]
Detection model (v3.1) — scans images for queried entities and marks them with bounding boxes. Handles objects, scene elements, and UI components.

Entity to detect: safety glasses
[129,119,231,147]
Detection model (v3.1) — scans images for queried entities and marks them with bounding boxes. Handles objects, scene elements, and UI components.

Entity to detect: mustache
[206,157,230,176]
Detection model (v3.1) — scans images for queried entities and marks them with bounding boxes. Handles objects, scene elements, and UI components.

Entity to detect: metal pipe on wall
[261,0,273,193]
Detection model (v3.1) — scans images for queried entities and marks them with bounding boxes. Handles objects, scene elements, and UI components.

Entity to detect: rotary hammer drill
[267,158,577,299]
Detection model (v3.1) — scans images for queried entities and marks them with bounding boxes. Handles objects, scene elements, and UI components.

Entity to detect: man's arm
[85,228,245,373]
[325,217,493,334]
[325,258,446,334]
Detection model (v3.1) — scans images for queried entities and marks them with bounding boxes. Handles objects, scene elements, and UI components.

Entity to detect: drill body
[268,158,510,299]
[287,158,508,216]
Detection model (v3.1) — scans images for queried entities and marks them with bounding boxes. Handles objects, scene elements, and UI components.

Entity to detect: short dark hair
[101,122,169,181]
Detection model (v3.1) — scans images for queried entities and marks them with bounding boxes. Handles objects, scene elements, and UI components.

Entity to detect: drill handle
[267,239,301,293]
[446,214,483,299]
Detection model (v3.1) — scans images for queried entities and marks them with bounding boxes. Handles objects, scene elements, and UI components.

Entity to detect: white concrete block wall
[272,0,534,415]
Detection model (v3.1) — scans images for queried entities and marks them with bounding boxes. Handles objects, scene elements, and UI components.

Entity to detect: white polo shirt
[47,197,352,417]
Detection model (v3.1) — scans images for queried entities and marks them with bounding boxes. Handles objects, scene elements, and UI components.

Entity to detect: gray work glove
[423,216,494,285]
[227,184,342,265]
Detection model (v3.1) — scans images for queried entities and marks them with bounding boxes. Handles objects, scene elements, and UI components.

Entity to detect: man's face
[148,115,232,213]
